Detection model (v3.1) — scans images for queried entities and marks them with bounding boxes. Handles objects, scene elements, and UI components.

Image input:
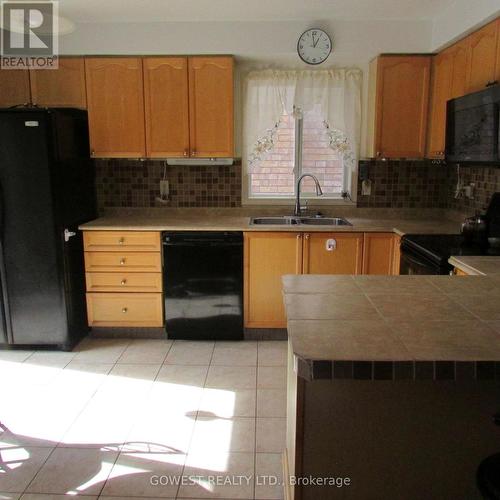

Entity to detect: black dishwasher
[163,232,243,340]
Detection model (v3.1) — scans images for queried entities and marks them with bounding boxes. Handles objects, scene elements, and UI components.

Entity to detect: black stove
[400,234,500,275]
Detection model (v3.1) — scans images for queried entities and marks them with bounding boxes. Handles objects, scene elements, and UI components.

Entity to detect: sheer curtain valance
[243,68,362,183]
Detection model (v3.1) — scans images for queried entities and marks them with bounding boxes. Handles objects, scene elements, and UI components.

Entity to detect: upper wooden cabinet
[368,55,431,159]
[30,58,87,108]
[427,41,468,159]
[0,70,31,107]
[143,57,190,158]
[188,56,234,158]
[85,57,146,158]
[303,233,363,275]
[465,19,499,93]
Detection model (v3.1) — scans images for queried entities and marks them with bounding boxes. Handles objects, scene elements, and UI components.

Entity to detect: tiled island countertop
[282,274,500,381]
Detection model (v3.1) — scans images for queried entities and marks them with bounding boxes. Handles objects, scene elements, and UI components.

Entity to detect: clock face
[297,29,332,65]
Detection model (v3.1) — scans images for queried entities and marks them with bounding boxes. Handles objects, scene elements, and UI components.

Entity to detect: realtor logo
[1,1,59,69]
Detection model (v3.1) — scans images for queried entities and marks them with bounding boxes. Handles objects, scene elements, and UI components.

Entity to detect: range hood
[166,158,234,166]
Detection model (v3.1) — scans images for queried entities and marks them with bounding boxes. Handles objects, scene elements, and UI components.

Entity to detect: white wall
[431,0,500,50]
[60,19,433,157]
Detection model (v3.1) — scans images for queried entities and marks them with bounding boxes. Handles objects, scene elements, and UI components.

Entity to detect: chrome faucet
[294,174,323,216]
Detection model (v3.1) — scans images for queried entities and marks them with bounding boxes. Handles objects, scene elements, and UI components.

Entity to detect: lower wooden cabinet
[363,233,397,275]
[244,232,303,329]
[83,230,163,328]
[303,233,363,274]
[86,293,163,327]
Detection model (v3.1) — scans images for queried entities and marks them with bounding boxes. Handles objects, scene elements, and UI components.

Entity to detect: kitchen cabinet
[362,233,396,275]
[244,232,303,328]
[303,233,363,275]
[496,18,500,82]
[392,235,401,275]
[427,41,468,159]
[188,56,234,157]
[465,19,499,93]
[85,57,146,158]
[30,57,86,108]
[83,230,163,327]
[368,55,431,159]
[143,57,190,157]
[453,267,469,276]
[0,69,31,107]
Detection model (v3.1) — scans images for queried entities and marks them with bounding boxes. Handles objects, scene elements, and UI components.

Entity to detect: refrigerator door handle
[64,229,76,243]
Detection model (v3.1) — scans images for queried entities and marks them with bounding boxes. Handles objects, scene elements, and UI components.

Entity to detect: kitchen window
[243,69,362,204]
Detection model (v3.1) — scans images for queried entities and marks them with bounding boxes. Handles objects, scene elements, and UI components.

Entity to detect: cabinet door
[496,19,500,82]
[427,51,453,159]
[303,233,363,275]
[450,39,468,99]
[30,57,86,108]
[244,232,302,328]
[188,56,234,157]
[375,56,431,158]
[85,57,146,158]
[143,57,190,157]
[362,233,396,275]
[0,70,31,107]
[392,235,401,275]
[465,20,499,93]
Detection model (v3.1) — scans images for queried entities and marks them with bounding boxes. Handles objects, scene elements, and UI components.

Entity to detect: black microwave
[446,84,500,164]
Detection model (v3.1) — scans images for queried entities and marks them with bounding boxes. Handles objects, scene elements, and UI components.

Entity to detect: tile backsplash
[95,159,241,212]
[95,158,500,215]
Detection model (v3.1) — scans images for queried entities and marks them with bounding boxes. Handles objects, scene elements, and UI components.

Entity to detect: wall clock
[297,28,332,65]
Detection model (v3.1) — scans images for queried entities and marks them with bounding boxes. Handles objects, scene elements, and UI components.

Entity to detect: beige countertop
[79,213,461,235]
[282,274,500,363]
[449,256,500,276]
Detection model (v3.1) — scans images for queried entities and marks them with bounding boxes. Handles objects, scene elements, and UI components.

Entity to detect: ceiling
[56,0,456,23]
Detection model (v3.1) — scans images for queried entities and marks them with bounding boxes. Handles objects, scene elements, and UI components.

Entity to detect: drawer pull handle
[120,258,126,265]
[121,279,127,285]
[122,307,128,313]
[118,238,125,245]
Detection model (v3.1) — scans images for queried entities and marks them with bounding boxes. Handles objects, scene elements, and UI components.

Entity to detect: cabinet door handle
[305,234,310,240]
[183,149,188,157]
[91,150,95,157]
[296,234,301,240]
[191,150,196,156]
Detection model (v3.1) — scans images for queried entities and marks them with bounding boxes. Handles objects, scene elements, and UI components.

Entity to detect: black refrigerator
[0,108,96,350]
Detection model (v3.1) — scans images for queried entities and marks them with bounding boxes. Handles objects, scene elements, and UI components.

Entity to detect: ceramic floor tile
[257,367,286,389]
[117,340,173,364]
[256,418,286,453]
[164,341,214,366]
[0,493,21,500]
[211,342,257,366]
[125,413,196,456]
[257,342,287,367]
[0,351,34,362]
[101,451,184,498]
[257,390,286,417]
[0,447,52,493]
[156,365,208,388]
[72,339,131,364]
[198,388,256,418]
[255,453,284,499]
[146,382,203,417]
[189,417,255,454]
[96,364,161,398]
[26,447,118,495]
[205,366,256,390]
[180,452,255,499]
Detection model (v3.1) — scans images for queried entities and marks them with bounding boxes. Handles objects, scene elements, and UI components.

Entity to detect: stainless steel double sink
[250,216,352,226]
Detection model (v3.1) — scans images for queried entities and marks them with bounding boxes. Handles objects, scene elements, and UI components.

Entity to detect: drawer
[86,272,162,293]
[84,252,161,273]
[86,293,163,327]
[83,231,161,252]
